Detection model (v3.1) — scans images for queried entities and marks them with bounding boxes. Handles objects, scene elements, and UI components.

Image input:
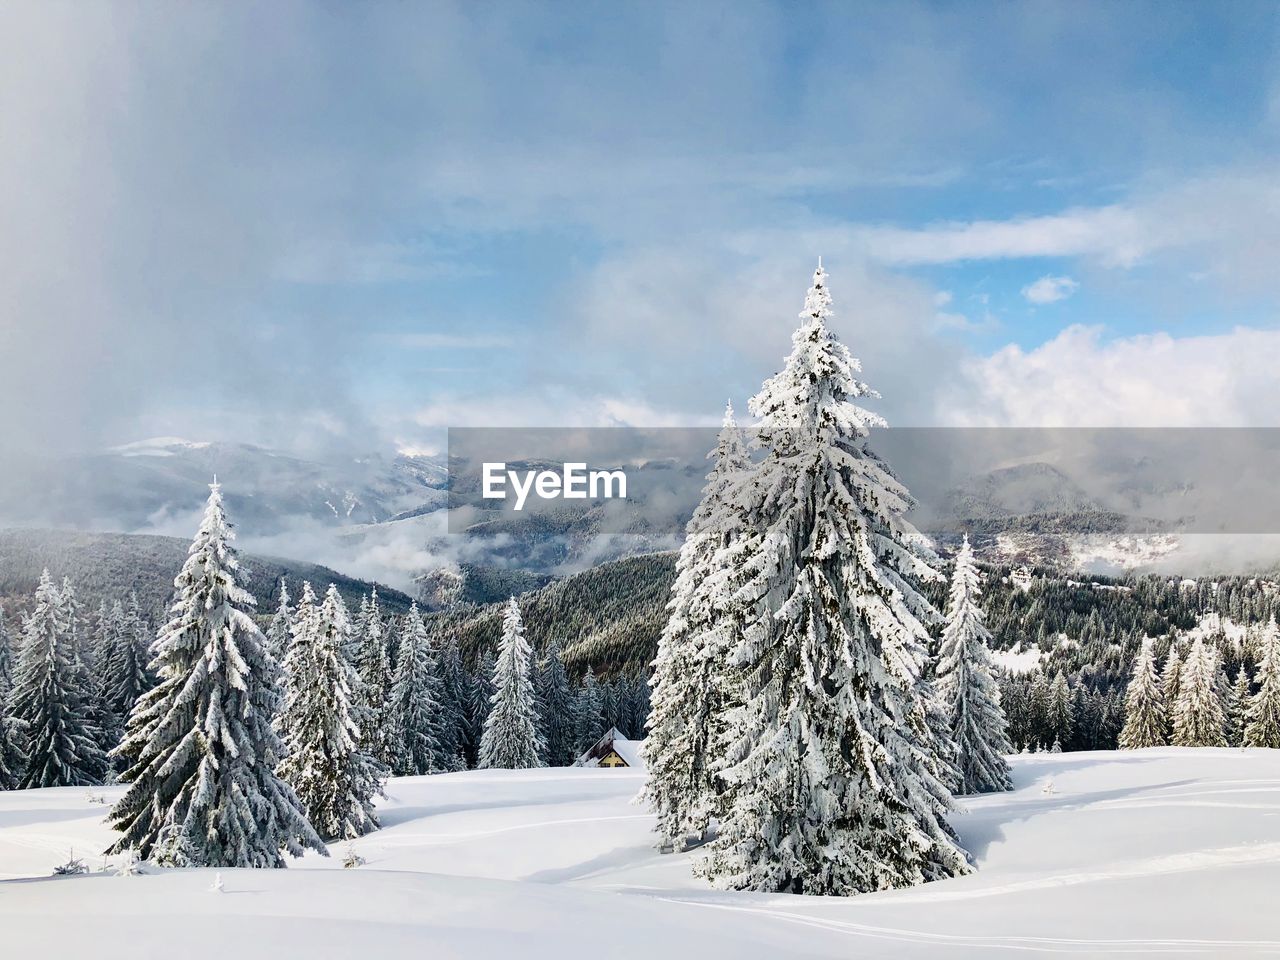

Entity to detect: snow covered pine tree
[479,597,545,769]
[107,481,325,867]
[643,400,751,847]
[936,535,1013,794]
[11,569,104,788]
[278,583,383,841]
[697,263,970,895]
[388,604,445,775]
[1245,618,1280,748]
[1161,646,1183,713]
[1172,635,1227,748]
[0,602,22,789]
[104,597,152,731]
[265,578,293,668]
[1228,669,1251,748]
[354,589,395,768]
[1119,642,1167,749]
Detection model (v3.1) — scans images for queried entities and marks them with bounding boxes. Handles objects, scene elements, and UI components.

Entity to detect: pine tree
[1229,669,1252,747]
[573,667,606,754]
[58,579,110,779]
[1161,647,1183,721]
[696,264,969,895]
[0,602,13,700]
[478,598,544,769]
[601,681,620,732]
[1219,665,1243,747]
[1172,636,1227,747]
[536,639,576,767]
[643,401,751,845]
[0,604,25,786]
[1119,643,1166,749]
[464,648,495,767]
[1245,619,1280,748]
[1046,673,1074,749]
[433,637,469,772]
[90,600,127,754]
[388,605,444,776]
[105,598,152,729]
[278,584,382,841]
[1028,671,1051,750]
[622,674,651,738]
[265,579,293,668]
[935,535,1012,794]
[11,569,104,788]
[107,482,324,867]
[0,706,22,789]
[354,590,394,768]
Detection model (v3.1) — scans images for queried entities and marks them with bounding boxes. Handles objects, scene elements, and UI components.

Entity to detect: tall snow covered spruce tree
[11,569,104,788]
[1228,669,1252,747]
[643,401,751,847]
[1119,642,1167,749]
[265,578,294,669]
[278,584,383,841]
[354,589,395,768]
[1219,664,1243,747]
[388,605,445,776]
[1172,636,1226,748]
[104,596,153,729]
[935,535,1012,794]
[479,598,545,769]
[1245,618,1280,748]
[1161,647,1183,713]
[107,481,325,867]
[696,264,970,896]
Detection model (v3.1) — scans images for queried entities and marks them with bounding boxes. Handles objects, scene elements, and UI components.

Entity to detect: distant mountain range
[0,527,415,621]
[0,437,1265,600]
[0,438,449,535]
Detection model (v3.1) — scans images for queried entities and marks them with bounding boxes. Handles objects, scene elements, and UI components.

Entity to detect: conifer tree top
[750,261,885,452]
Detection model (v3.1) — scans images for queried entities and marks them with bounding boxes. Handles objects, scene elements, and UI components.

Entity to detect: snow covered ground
[4,749,1280,957]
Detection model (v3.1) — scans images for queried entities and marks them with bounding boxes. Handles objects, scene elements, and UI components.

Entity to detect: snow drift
[3,749,1280,957]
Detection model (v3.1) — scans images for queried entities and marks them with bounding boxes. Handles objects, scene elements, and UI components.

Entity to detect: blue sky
[4,1,1280,454]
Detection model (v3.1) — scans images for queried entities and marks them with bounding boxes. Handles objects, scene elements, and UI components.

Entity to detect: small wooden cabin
[574,727,644,769]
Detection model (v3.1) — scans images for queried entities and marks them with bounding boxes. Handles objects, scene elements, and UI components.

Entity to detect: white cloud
[1022,275,1080,304]
[389,333,515,349]
[948,324,1280,427]
[408,390,720,430]
[851,206,1148,267]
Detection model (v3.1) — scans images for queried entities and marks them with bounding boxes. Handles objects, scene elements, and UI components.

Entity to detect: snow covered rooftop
[575,727,645,769]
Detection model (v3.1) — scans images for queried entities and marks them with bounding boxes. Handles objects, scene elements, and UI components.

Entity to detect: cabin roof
[575,727,645,769]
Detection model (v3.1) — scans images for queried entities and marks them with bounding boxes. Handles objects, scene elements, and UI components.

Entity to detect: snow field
[5,750,1280,957]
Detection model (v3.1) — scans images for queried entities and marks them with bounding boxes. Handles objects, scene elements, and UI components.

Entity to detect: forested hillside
[424,552,677,676]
